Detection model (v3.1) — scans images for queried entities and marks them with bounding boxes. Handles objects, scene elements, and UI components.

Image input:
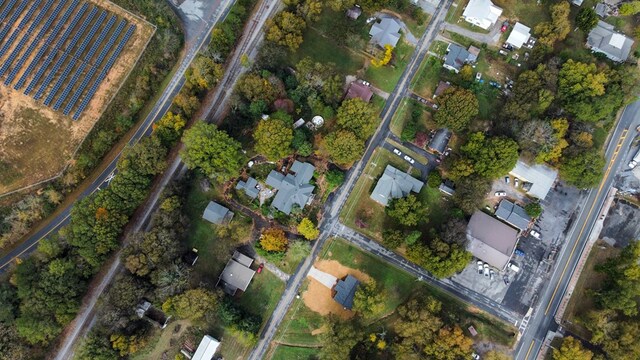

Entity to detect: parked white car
[477,261,484,275]
[404,155,415,164]
[393,148,402,156]
[495,191,506,197]
[483,264,490,277]
[508,262,520,273]
[530,230,541,239]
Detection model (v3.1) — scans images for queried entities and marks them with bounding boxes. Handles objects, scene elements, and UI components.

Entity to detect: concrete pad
[451,261,510,304]
[308,266,338,289]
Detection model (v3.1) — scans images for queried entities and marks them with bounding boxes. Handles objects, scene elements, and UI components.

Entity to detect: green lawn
[271,345,319,360]
[411,56,444,98]
[289,27,364,75]
[183,174,253,286]
[503,0,550,27]
[389,98,435,138]
[274,282,325,346]
[237,270,286,318]
[366,39,415,93]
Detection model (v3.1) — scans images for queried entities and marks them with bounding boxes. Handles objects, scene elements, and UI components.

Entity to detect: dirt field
[0,0,154,194]
[302,260,371,319]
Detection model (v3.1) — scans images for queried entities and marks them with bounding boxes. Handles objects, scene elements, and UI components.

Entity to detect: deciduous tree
[553,336,593,360]
[185,55,223,91]
[336,98,379,140]
[253,118,294,161]
[162,288,219,320]
[434,87,479,132]
[181,122,246,183]
[297,218,319,240]
[324,130,365,165]
[266,11,306,51]
[353,279,385,319]
[576,7,599,33]
[260,228,288,252]
[386,194,427,226]
[559,149,604,188]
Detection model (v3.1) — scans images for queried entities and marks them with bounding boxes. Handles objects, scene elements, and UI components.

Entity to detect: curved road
[0,0,230,273]
[515,100,640,360]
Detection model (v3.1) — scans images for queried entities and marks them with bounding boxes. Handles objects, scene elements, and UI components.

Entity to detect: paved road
[515,100,640,360]
[0,0,230,274]
[247,1,455,358]
[337,225,521,325]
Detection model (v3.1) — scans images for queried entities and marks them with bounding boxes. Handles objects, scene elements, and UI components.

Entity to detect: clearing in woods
[0,0,154,194]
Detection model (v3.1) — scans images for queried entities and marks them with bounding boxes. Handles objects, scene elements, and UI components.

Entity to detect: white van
[508,262,520,273]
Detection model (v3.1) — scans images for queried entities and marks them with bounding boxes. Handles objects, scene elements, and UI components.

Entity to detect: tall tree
[265,11,306,51]
[453,132,519,179]
[559,149,604,188]
[576,7,599,33]
[162,288,219,321]
[297,218,320,240]
[260,228,288,252]
[181,122,246,183]
[336,98,379,140]
[434,87,479,131]
[324,130,365,165]
[253,118,294,161]
[534,1,571,47]
[386,194,427,226]
[553,336,593,360]
[353,279,385,319]
[185,55,223,91]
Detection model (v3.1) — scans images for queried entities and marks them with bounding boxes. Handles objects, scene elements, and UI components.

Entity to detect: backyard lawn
[389,97,435,137]
[411,56,445,98]
[366,39,415,93]
[289,27,365,76]
[271,345,319,360]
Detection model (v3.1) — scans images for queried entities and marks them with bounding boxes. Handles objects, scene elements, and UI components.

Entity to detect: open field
[0,0,154,194]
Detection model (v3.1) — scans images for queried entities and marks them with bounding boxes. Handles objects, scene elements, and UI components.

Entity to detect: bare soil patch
[0,0,154,194]
[302,260,371,319]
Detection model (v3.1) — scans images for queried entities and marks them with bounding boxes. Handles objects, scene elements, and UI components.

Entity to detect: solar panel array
[0,0,136,119]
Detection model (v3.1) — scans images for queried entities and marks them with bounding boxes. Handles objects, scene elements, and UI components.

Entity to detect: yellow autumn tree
[371,44,393,67]
[260,227,288,252]
[297,218,319,240]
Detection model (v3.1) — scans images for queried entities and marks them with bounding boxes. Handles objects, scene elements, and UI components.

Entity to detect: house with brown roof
[345,80,374,103]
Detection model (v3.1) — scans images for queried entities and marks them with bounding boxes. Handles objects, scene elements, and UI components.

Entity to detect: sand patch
[302,260,371,319]
[310,325,328,336]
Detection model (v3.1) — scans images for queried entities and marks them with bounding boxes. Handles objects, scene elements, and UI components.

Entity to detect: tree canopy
[386,194,427,227]
[576,7,599,33]
[534,1,571,47]
[297,218,319,240]
[253,118,294,161]
[265,11,306,51]
[260,227,288,252]
[434,87,479,131]
[559,150,604,188]
[324,130,365,165]
[451,132,519,179]
[181,122,246,183]
[553,336,593,360]
[336,98,379,140]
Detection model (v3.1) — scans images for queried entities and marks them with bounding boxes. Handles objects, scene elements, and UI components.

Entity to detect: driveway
[443,22,502,46]
[380,136,437,181]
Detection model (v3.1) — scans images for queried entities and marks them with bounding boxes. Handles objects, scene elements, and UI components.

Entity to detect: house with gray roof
[495,199,531,231]
[236,177,260,199]
[202,201,234,225]
[509,160,558,200]
[333,275,359,310]
[439,182,455,196]
[428,128,451,154]
[217,251,256,295]
[370,165,424,206]
[266,161,315,214]
[369,18,402,48]
[466,211,520,270]
[587,20,634,62]
[443,43,479,73]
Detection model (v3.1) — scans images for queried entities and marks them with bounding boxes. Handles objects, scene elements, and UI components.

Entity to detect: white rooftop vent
[311,115,324,127]
[609,33,626,48]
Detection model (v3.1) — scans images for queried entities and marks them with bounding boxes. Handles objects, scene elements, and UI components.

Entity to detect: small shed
[346,5,362,20]
[202,201,234,225]
[192,335,221,360]
[333,275,360,310]
[439,182,455,196]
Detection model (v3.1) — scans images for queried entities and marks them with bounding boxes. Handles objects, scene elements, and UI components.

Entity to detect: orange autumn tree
[260,227,288,252]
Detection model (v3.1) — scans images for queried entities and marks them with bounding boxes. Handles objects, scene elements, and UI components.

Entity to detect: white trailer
[629,148,640,169]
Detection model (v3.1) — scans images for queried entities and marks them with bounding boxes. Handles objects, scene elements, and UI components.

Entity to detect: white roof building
[506,22,531,48]
[509,160,558,200]
[587,20,635,62]
[192,335,221,360]
[462,0,502,30]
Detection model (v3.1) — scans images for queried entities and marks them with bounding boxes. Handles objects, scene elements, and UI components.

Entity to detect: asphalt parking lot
[453,182,586,316]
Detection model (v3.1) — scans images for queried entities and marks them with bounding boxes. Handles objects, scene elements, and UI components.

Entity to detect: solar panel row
[4,0,67,85]
[43,6,99,106]
[52,9,108,111]
[0,0,54,78]
[73,24,136,120]
[63,15,118,115]
[17,0,79,91]
[32,2,90,100]
[0,0,32,57]
[0,0,18,23]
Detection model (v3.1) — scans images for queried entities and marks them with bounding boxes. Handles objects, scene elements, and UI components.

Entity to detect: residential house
[433,81,451,98]
[443,43,479,73]
[236,177,260,199]
[505,22,531,49]
[369,18,402,48]
[346,5,362,20]
[192,335,221,360]
[202,201,234,225]
[462,0,502,30]
[587,20,634,62]
[345,80,374,103]
[495,199,531,231]
[428,128,451,154]
[466,211,520,270]
[333,275,360,310]
[217,251,256,295]
[509,160,558,200]
[370,165,424,206]
[266,161,315,214]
